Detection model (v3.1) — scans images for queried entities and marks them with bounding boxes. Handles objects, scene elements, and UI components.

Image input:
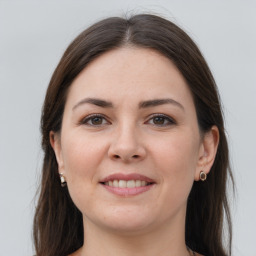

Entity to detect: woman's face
[52,47,215,234]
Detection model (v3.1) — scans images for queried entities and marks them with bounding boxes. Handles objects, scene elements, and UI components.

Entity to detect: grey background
[1,1,255,255]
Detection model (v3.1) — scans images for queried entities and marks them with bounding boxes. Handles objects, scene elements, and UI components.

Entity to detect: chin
[101,220,154,235]
[91,206,157,234]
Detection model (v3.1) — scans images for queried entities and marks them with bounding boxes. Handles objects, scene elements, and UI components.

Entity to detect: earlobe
[195,126,219,181]
[49,131,64,172]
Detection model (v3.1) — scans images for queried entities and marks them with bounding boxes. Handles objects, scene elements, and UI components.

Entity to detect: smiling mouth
[99,173,156,196]
[101,180,154,188]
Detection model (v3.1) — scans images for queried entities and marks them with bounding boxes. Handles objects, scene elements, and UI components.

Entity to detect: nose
[108,124,146,163]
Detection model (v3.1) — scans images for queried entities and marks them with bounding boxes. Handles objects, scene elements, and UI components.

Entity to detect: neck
[79,210,190,256]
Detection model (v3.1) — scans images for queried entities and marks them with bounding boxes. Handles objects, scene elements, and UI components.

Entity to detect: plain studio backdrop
[0,1,255,255]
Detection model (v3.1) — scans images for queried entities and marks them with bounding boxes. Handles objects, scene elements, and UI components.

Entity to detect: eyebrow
[72,98,113,111]
[72,97,184,111]
[139,98,184,110]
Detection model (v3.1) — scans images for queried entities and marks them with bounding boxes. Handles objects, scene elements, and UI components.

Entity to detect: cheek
[60,133,108,203]
[154,130,199,169]
[151,131,199,197]
[62,133,104,175]
[60,134,107,212]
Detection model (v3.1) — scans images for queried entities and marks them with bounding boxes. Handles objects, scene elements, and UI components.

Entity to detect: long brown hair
[34,14,234,256]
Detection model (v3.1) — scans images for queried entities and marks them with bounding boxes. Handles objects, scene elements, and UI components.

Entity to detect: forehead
[65,47,194,108]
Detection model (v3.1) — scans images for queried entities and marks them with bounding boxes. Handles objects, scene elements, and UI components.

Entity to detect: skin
[51,47,218,256]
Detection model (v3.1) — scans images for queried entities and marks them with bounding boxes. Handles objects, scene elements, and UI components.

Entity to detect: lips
[99,173,155,196]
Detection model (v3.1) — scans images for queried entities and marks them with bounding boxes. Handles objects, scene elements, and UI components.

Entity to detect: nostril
[111,153,142,161]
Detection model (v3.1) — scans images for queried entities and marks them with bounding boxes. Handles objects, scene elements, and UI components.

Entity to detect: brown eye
[80,114,109,126]
[91,116,103,125]
[153,116,166,125]
[147,114,176,126]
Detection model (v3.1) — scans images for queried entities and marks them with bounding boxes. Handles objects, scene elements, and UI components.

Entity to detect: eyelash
[79,113,176,127]
[79,114,110,126]
[146,114,176,126]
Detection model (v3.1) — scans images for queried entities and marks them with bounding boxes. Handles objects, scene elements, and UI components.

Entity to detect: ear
[195,125,219,181]
[50,131,64,173]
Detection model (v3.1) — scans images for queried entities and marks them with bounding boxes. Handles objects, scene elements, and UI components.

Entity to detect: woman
[33,14,234,256]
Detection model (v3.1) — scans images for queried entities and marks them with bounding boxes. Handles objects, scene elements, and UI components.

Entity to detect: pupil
[154,117,164,124]
[92,117,102,125]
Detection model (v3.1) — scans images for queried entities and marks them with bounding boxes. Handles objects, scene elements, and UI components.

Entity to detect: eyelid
[79,113,110,126]
[78,113,176,127]
[146,113,176,126]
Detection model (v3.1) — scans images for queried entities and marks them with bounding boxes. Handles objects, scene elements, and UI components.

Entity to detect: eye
[80,114,109,126]
[147,114,176,126]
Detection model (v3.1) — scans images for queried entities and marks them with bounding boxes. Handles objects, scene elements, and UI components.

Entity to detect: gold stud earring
[59,173,67,187]
[200,171,207,181]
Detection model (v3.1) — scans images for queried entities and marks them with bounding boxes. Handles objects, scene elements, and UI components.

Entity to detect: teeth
[127,180,135,188]
[135,180,141,187]
[141,181,146,186]
[113,180,118,187]
[104,180,150,188]
[119,180,126,188]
